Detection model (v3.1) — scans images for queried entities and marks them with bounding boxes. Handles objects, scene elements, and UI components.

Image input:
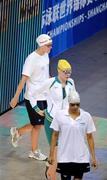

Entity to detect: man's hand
[9,75,28,108]
[10,96,18,108]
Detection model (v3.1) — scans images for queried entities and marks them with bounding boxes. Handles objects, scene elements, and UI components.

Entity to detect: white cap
[36,34,52,47]
[68,91,80,104]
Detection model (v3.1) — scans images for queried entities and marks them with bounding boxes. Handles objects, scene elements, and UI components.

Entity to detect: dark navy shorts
[57,162,90,179]
[24,99,47,126]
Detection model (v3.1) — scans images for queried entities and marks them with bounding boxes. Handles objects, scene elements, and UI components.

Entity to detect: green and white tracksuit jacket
[30,76,76,122]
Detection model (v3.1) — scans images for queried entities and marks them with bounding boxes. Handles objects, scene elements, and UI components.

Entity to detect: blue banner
[42,0,107,57]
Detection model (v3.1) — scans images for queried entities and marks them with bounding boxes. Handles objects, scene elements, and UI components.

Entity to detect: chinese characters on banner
[42,0,107,57]
[42,0,95,28]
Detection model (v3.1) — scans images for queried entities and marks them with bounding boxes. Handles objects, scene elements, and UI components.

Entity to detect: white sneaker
[29,149,47,161]
[10,127,20,147]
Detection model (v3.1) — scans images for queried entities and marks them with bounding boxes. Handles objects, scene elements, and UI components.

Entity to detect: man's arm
[10,75,29,108]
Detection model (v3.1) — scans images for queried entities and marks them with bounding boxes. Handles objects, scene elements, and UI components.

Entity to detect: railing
[0,0,43,114]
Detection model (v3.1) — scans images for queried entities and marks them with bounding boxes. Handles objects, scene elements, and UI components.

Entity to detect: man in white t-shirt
[10,34,52,160]
[48,91,98,180]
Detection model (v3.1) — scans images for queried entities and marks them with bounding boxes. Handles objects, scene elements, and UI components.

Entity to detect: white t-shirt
[50,109,96,163]
[22,51,49,102]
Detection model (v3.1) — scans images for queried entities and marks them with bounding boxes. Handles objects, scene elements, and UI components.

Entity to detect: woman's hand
[37,110,45,117]
[91,158,98,170]
[46,164,56,180]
